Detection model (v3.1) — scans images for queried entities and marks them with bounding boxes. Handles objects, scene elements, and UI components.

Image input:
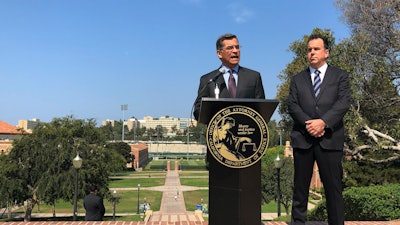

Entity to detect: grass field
[6,159,281,221]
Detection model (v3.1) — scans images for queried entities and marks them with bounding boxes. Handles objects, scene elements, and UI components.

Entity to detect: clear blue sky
[1,0,350,126]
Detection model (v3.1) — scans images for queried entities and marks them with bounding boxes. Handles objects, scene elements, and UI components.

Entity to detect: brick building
[130,142,149,170]
[284,141,322,190]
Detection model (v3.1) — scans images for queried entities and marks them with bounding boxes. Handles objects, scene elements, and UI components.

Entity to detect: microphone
[191,67,226,121]
[211,67,226,82]
[196,67,226,97]
[213,68,225,99]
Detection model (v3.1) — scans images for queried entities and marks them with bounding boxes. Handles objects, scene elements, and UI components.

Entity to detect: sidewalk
[2,170,398,225]
[146,170,204,223]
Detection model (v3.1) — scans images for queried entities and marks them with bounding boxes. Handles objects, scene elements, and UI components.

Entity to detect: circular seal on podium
[206,105,269,168]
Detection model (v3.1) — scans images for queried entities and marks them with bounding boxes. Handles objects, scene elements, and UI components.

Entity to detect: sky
[0,0,350,126]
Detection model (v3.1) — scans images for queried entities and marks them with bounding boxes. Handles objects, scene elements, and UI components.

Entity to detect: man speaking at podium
[193,33,266,121]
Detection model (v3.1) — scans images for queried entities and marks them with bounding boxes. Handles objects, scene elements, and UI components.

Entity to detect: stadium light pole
[121,104,128,141]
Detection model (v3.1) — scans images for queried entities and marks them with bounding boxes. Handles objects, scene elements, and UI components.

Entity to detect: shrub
[343,184,400,221]
[309,184,400,221]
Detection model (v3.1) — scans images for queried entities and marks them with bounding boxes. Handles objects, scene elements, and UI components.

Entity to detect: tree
[333,0,400,163]
[261,146,293,215]
[0,154,24,219]
[105,142,133,166]
[8,116,126,221]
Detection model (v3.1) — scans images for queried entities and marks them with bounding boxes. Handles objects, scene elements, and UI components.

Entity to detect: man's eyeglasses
[220,45,241,52]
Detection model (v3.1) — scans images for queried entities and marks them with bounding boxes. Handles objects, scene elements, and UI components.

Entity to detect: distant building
[126,117,140,131]
[0,120,27,154]
[101,116,196,136]
[284,140,322,190]
[17,118,40,133]
[130,142,148,170]
[138,116,194,134]
[101,119,116,127]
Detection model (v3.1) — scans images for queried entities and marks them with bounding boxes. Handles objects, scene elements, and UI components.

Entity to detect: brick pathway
[0,221,398,225]
[1,170,398,225]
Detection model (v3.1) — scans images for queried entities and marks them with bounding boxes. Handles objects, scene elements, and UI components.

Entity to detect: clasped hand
[305,119,326,138]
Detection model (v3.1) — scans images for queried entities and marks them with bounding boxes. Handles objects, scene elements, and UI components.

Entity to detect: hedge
[309,184,400,221]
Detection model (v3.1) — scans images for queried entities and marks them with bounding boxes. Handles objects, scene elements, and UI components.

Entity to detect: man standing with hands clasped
[288,33,351,225]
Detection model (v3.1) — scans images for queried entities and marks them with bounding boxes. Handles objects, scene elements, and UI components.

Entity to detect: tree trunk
[7,202,12,219]
[24,199,33,222]
[52,204,56,217]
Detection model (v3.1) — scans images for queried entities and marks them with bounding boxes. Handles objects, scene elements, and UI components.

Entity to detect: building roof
[130,142,148,151]
[0,120,23,134]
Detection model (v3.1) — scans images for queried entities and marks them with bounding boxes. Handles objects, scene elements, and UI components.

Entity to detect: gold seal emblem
[206,105,269,168]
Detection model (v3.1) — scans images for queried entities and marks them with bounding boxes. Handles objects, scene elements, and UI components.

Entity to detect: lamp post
[121,104,128,141]
[274,154,284,217]
[186,129,190,160]
[137,184,141,214]
[72,153,82,221]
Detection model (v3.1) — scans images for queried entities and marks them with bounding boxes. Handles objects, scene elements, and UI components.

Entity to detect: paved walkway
[112,170,398,225]
[1,170,398,225]
[146,170,203,223]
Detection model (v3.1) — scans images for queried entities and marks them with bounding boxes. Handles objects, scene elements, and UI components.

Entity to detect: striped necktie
[228,70,236,98]
[314,70,321,96]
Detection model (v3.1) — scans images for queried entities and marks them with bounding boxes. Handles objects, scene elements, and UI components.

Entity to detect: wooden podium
[198,98,279,225]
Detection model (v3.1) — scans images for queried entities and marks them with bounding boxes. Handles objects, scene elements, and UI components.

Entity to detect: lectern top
[198,97,279,124]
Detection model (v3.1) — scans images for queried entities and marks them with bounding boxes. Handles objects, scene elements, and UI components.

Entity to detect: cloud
[227,3,255,24]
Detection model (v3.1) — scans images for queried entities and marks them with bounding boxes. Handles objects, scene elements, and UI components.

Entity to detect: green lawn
[109,177,165,188]
[180,178,209,187]
[8,159,283,221]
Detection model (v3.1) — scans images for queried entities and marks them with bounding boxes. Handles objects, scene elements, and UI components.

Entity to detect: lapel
[301,68,315,99]
[235,66,244,97]
[318,65,333,98]
[215,75,229,98]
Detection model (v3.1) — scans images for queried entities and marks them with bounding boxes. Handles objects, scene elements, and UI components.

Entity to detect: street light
[72,153,82,221]
[274,154,284,217]
[186,129,190,160]
[121,104,128,142]
[137,184,141,214]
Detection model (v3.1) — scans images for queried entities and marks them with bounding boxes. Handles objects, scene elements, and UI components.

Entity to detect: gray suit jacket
[193,66,265,121]
[288,65,351,150]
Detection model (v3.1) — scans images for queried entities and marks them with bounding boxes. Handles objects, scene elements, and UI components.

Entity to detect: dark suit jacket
[193,66,265,121]
[83,193,105,221]
[288,65,351,150]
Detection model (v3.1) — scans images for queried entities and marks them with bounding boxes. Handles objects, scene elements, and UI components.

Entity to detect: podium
[198,97,279,225]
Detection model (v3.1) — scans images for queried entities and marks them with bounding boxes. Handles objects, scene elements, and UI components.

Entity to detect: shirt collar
[309,63,328,74]
[222,65,239,74]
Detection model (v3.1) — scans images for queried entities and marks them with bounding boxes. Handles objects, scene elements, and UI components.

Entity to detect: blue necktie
[314,70,321,96]
[228,70,236,98]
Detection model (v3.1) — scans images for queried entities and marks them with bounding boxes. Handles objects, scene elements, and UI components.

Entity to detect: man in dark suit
[192,33,266,225]
[83,185,105,221]
[288,34,351,225]
[193,33,265,121]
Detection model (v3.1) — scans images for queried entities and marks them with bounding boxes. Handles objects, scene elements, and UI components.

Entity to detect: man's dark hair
[216,33,237,50]
[308,34,330,50]
[89,185,98,192]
